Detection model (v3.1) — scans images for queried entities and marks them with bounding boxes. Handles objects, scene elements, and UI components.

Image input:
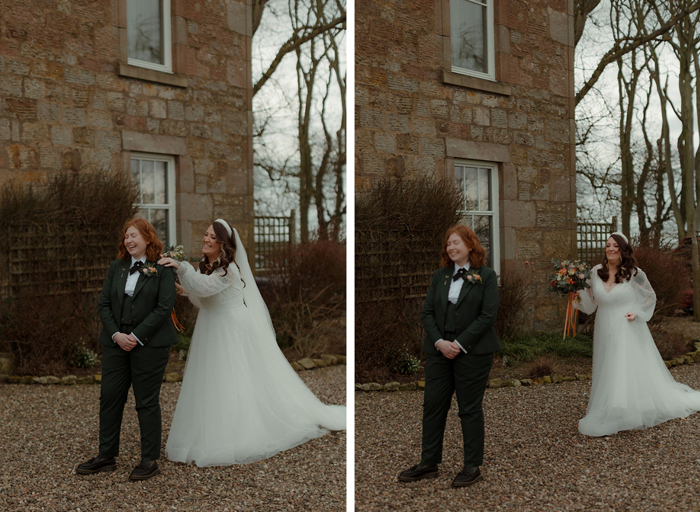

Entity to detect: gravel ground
[356,363,700,512]
[0,366,346,512]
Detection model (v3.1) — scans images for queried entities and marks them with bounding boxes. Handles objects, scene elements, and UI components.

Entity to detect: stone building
[356,0,577,329]
[0,0,254,254]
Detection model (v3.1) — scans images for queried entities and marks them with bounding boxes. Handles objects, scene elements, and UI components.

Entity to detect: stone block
[488,378,503,388]
[537,203,569,228]
[520,379,533,386]
[19,376,35,385]
[291,362,303,371]
[417,380,425,389]
[503,201,536,228]
[473,106,490,126]
[321,354,338,366]
[542,376,552,384]
[503,378,521,387]
[150,99,167,119]
[562,376,577,382]
[400,383,417,391]
[0,353,14,375]
[374,132,395,153]
[336,355,346,365]
[76,377,94,385]
[168,101,185,120]
[97,131,122,151]
[63,108,86,126]
[6,376,20,384]
[312,358,327,368]
[297,357,315,370]
[51,125,72,146]
[61,375,77,385]
[163,373,181,383]
[94,374,102,384]
[551,374,564,384]
[384,382,400,391]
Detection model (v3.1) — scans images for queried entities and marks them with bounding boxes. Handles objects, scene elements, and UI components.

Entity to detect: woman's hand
[113,333,137,352]
[158,256,180,269]
[175,282,184,295]
[436,340,461,359]
[625,312,636,322]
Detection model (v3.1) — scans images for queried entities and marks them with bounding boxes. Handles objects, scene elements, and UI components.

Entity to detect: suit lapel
[131,262,150,299]
[456,278,475,307]
[116,262,130,308]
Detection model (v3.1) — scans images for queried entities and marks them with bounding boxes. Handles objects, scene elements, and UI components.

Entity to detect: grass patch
[498,331,593,362]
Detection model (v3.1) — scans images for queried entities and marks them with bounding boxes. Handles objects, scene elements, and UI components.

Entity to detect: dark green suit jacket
[422,265,501,356]
[97,259,178,348]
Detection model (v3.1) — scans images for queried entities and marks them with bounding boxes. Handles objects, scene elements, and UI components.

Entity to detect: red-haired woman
[399,225,500,487]
[575,232,700,436]
[77,218,178,480]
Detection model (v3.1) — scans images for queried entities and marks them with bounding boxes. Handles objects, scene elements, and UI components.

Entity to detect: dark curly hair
[198,221,242,283]
[597,234,638,283]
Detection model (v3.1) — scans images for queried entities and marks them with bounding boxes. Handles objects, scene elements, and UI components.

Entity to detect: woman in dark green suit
[77,218,178,481]
[399,225,500,487]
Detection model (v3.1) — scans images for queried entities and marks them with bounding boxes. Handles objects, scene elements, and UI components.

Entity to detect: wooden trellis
[577,217,618,265]
[254,211,296,274]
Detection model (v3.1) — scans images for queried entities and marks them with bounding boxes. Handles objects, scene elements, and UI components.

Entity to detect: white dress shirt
[436,263,470,355]
[112,256,145,346]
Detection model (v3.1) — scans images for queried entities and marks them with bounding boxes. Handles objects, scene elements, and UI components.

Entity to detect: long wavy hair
[198,221,241,280]
[440,224,487,268]
[117,218,163,262]
[597,234,638,283]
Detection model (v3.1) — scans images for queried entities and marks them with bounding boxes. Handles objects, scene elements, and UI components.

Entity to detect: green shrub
[393,351,423,375]
[498,332,593,362]
[71,342,98,369]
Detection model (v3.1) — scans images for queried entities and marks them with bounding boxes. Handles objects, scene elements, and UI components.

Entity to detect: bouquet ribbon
[171,311,185,333]
[563,291,578,339]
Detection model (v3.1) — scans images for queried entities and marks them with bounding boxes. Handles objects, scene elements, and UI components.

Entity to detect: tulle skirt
[579,306,700,436]
[165,303,346,466]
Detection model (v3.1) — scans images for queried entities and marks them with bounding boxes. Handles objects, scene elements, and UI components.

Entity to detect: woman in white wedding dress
[575,232,700,437]
[159,219,346,466]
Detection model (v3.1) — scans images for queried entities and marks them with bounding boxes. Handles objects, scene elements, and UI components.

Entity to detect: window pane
[473,215,493,267]
[479,167,491,211]
[451,0,488,74]
[130,159,141,202]
[154,160,167,204]
[151,209,168,245]
[141,160,155,204]
[456,165,479,211]
[127,0,164,65]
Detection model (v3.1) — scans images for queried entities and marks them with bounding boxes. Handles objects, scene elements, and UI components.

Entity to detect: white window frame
[454,160,500,275]
[450,0,495,82]
[126,0,173,74]
[130,152,177,246]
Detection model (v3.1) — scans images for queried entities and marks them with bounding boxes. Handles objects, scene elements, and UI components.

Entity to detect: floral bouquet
[548,258,592,338]
[162,244,187,332]
[162,245,186,261]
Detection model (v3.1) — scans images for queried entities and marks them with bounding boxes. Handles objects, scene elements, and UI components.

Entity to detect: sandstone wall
[0,0,254,254]
[356,0,577,330]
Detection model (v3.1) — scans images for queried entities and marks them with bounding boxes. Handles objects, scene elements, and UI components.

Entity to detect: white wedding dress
[575,264,700,436]
[165,231,345,467]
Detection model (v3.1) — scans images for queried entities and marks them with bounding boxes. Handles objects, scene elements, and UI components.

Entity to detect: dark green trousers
[98,340,170,461]
[421,348,493,467]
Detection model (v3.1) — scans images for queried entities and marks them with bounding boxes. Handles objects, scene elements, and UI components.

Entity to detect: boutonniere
[141,262,158,277]
[465,269,482,284]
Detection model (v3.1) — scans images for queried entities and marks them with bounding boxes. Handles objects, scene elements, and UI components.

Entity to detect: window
[130,153,176,246]
[127,0,172,73]
[455,161,499,273]
[450,0,495,81]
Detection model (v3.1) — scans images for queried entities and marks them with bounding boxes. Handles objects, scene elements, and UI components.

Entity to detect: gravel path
[0,366,346,512]
[356,364,700,511]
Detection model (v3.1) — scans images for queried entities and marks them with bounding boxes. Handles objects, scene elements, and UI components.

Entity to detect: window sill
[441,70,511,96]
[118,63,188,88]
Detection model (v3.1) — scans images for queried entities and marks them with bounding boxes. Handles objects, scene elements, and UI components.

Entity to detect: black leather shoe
[398,463,439,482]
[129,460,160,481]
[76,456,116,475]
[452,466,482,487]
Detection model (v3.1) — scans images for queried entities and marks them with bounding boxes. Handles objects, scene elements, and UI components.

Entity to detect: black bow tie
[130,261,144,275]
[453,268,467,281]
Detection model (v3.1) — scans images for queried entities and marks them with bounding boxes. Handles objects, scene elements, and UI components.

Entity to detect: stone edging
[355,351,700,392]
[0,354,347,386]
